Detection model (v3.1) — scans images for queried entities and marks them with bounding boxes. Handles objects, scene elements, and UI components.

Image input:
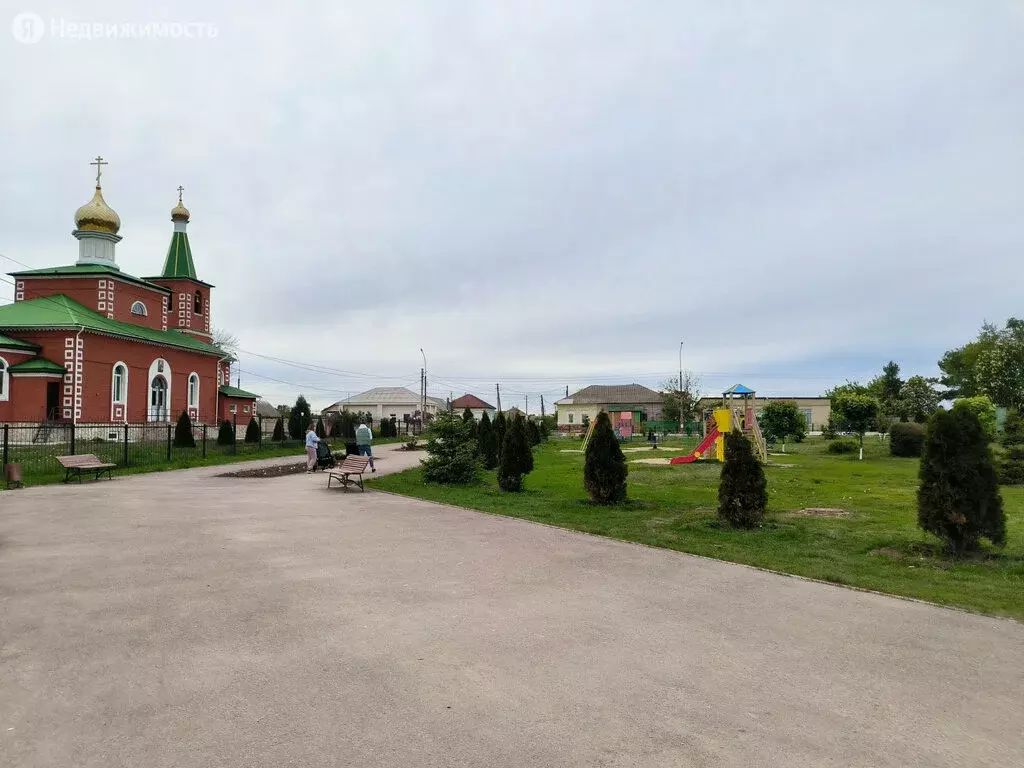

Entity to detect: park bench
[326,455,370,491]
[57,454,117,484]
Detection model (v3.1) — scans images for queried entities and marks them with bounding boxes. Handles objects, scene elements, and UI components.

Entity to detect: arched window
[194,290,202,314]
[130,301,147,316]
[112,363,127,404]
[188,373,199,408]
[0,357,7,401]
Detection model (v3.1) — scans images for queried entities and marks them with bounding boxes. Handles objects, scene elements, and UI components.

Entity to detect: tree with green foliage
[422,411,479,485]
[288,395,312,439]
[758,400,805,453]
[952,396,997,442]
[940,317,1024,408]
[244,417,261,443]
[462,407,477,439]
[833,393,880,460]
[580,413,590,431]
[717,430,767,529]
[217,419,234,446]
[272,417,285,442]
[172,410,196,448]
[917,409,1005,555]
[999,408,1024,485]
[899,376,941,423]
[661,371,703,429]
[527,419,541,447]
[493,410,508,461]
[477,411,498,469]
[583,411,627,504]
[890,422,925,458]
[315,417,326,439]
[498,414,534,492]
[538,415,551,441]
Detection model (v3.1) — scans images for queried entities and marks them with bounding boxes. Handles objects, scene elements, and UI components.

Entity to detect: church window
[188,373,200,408]
[194,291,202,314]
[0,357,7,401]
[130,301,147,316]
[112,363,127,404]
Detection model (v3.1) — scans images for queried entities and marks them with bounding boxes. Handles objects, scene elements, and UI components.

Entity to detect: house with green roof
[0,161,256,428]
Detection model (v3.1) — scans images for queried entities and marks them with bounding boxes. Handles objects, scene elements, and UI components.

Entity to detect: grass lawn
[370,436,1024,619]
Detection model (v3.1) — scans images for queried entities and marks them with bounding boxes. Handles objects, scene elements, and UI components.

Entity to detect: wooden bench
[57,455,117,484]
[327,455,370,491]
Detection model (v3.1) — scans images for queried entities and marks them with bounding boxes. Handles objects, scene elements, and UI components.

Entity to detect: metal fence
[1,416,306,483]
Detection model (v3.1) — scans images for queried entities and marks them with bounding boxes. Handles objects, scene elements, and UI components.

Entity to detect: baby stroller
[314,441,337,471]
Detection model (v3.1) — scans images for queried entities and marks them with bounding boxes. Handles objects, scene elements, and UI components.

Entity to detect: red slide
[670,427,720,464]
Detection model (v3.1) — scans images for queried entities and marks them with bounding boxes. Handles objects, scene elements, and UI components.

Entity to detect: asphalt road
[1,444,1021,767]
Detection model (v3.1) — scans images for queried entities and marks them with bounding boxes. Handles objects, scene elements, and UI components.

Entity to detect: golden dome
[74,185,121,235]
[171,200,190,222]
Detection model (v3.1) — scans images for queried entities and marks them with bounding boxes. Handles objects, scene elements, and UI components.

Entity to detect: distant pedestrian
[355,422,376,472]
[305,423,319,473]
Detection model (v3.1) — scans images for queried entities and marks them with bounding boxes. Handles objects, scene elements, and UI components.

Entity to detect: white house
[322,386,446,423]
[450,394,496,421]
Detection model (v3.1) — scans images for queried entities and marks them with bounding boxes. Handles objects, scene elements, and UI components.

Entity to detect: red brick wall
[0,345,51,422]
[16,276,169,332]
[148,279,211,339]
[219,396,257,425]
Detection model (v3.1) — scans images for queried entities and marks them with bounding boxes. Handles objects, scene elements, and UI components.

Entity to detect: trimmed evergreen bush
[272,417,285,442]
[462,407,477,439]
[890,422,925,458]
[1000,409,1024,485]
[717,429,767,529]
[498,414,534,492]
[477,411,498,470]
[217,420,235,446]
[173,410,196,448]
[288,395,312,439]
[583,411,627,504]
[315,417,326,438]
[527,419,541,447]
[422,411,479,485]
[244,417,261,443]
[827,438,858,455]
[329,416,343,438]
[918,409,1005,555]
[493,411,508,462]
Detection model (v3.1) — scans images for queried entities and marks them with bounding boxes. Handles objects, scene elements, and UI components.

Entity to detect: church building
[0,158,258,427]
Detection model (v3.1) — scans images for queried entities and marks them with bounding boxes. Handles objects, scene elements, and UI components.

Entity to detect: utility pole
[525,395,528,416]
[449,391,453,412]
[420,348,427,420]
[496,383,501,412]
[678,340,685,432]
[566,385,569,398]
[540,395,545,418]
[420,368,424,417]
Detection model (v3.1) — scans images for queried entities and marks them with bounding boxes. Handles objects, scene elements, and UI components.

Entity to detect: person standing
[305,423,319,473]
[355,422,376,472]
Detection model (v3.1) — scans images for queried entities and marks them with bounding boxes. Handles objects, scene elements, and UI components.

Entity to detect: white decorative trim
[11,372,65,378]
[148,358,171,422]
[0,356,8,401]
[111,361,128,422]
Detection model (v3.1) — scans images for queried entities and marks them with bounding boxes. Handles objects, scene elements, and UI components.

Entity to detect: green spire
[161,230,197,280]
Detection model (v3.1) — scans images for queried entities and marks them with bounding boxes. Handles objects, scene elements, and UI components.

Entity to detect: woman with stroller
[305,423,319,473]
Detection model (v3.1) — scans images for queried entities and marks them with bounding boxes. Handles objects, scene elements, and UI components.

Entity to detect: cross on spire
[177,185,184,203]
[90,155,107,186]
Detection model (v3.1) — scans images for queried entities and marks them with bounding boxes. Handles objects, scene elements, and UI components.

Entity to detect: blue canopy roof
[723,384,755,395]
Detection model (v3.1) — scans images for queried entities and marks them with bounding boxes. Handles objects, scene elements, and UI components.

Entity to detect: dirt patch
[630,458,672,465]
[790,507,850,518]
[218,462,308,479]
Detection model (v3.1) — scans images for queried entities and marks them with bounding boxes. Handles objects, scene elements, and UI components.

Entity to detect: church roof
[8,358,66,375]
[0,294,226,356]
[0,333,40,352]
[10,263,173,294]
[160,230,197,280]
[219,385,259,399]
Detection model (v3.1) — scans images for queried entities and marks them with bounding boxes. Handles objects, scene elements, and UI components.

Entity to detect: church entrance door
[149,376,168,422]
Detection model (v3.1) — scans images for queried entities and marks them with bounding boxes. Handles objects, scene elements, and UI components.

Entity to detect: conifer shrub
[477,411,498,470]
[717,429,767,529]
[890,422,926,458]
[244,417,261,443]
[827,438,858,455]
[999,409,1024,485]
[918,409,1005,555]
[288,395,312,439]
[422,411,479,485]
[217,419,235,446]
[272,417,285,442]
[527,419,541,447]
[462,407,477,439]
[329,416,343,438]
[173,410,196,448]
[493,411,508,462]
[498,414,534,492]
[583,411,627,504]
[315,417,326,438]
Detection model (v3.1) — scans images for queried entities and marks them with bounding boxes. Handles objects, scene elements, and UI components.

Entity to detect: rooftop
[556,384,662,406]
[451,394,495,410]
[10,264,173,294]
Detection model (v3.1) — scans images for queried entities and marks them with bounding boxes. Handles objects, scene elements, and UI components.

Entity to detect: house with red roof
[450,394,496,422]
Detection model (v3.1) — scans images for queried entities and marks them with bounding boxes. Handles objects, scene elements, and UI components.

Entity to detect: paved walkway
[1,444,1021,767]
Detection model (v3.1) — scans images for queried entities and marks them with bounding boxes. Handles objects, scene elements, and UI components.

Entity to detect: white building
[322,386,446,423]
[450,394,496,421]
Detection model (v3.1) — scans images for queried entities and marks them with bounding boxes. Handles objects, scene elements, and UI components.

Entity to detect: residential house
[322,386,446,424]
[451,394,496,421]
[555,384,663,435]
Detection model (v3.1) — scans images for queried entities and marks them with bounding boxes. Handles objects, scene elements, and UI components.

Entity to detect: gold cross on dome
[177,185,185,203]
[90,155,107,186]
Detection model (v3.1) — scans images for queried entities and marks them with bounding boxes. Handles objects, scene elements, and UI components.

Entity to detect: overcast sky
[2,1,1022,411]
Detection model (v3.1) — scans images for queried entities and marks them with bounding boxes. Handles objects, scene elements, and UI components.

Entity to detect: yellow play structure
[670,384,767,464]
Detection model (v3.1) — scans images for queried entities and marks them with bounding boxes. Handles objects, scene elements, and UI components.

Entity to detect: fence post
[70,422,76,456]
[232,414,237,455]
[167,423,172,461]
[2,424,8,471]
[202,424,207,458]
[123,423,129,466]
[258,416,263,450]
